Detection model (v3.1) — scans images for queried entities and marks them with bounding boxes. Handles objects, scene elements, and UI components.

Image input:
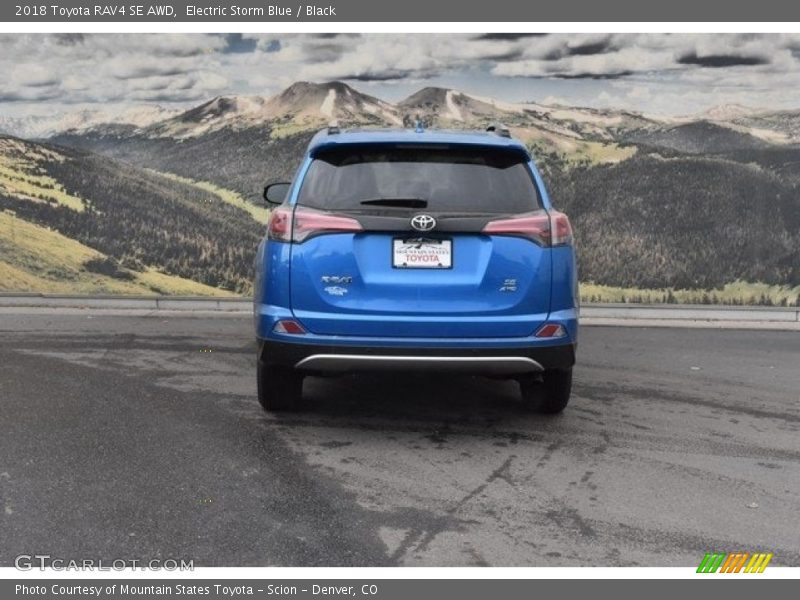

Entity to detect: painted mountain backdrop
[1,81,799,303]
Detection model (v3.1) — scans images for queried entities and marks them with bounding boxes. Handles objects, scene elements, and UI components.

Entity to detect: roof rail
[486,123,511,138]
[327,120,340,135]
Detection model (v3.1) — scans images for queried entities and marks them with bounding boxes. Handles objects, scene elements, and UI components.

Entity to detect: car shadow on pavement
[275,371,561,429]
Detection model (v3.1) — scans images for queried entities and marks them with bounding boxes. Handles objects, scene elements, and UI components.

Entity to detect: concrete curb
[0,294,798,329]
[0,293,250,311]
[582,303,800,323]
[581,317,800,331]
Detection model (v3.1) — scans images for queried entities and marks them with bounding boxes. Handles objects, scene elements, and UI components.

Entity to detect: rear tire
[257,361,302,412]
[520,367,572,414]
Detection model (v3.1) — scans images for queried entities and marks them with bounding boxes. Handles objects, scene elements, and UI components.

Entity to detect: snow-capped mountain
[146,81,402,138]
[0,110,104,139]
[32,81,660,144]
[11,81,800,146]
[265,81,400,124]
[732,109,800,143]
[700,104,762,122]
[398,87,518,122]
[0,105,181,139]
[664,104,800,145]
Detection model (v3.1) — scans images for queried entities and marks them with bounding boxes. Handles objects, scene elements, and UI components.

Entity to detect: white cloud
[1,33,800,116]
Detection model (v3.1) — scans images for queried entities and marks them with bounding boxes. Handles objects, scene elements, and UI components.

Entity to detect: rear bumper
[254,304,579,348]
[258,338,576,375]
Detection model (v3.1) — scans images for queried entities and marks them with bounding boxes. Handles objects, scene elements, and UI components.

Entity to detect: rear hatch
[288,143,552,338]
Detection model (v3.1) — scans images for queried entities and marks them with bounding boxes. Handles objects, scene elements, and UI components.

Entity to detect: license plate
[392,238,452,269]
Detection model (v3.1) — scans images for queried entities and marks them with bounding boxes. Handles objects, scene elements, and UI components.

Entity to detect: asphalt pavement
[0,310,798,567]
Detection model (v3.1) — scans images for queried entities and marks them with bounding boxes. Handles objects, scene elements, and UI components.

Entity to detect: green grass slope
[0,135,264,294]
[0,211,233,296]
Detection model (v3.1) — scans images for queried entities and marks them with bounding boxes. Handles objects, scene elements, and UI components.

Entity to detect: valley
[1,80,798,304]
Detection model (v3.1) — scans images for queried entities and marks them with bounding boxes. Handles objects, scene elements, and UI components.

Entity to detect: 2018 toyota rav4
[254,125,579,413]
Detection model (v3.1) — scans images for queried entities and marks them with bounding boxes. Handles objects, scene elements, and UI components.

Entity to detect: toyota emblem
[410,214,437,232]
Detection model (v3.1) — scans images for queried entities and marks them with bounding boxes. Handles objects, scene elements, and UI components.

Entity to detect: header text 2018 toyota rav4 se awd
[254,125,578,413]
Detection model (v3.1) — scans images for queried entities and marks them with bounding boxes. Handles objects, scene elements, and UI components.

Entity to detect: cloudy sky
[2,33,800,117]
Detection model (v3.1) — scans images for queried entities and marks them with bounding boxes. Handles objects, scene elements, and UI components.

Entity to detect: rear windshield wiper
[359,197,428,209]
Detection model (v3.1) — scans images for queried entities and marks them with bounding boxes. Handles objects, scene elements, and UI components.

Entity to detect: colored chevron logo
[697,552,773,573]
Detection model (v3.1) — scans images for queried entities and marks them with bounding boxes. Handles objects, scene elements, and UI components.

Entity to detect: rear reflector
[535,323,566,338]
[273,319,307,335]
[482,210,573,247]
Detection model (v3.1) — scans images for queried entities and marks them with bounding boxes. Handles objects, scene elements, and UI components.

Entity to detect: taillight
[482,210,573,247]
[482,211,551,246]
[293,207,362,242]
[267,206,362,243]
[267,205,293,242]
[550,211,573,246]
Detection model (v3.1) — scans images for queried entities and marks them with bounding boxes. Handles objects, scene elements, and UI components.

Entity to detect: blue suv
[254,125,578,413]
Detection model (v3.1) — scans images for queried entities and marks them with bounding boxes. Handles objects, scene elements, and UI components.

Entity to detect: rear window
[297,145,541,214]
